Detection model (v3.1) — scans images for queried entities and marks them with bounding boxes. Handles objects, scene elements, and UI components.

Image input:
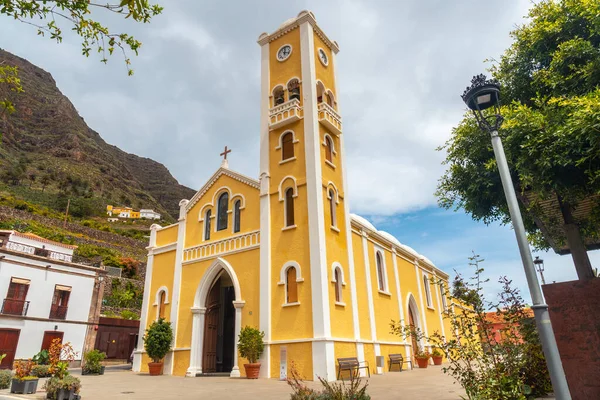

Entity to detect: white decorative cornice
[257,10,340,54]
[186,167,259,211]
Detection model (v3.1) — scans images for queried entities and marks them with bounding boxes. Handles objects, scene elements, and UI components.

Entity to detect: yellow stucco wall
[351,231,372,341]
[156,224,178,247]
[362,343,375,376]
[269,28,302,106]
[185,174,260,249]
[173,351,190,376]
[146,250,176,329]
[270,342,313,380]
[313,34,336,100]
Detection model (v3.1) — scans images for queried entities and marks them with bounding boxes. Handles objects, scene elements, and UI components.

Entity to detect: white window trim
[281,225,297,231]
[278,176,299,201]
[275,130,300,150]
[278,261,304,307]
[327,188,337,229]
[423,273,434,309]
[279,157,297,165]
[321,134,337,155]
[232,199,242,234]
[440,283,448,311]
[334,301,346,307]
[330,262,346,286]
[374,248,389,293]
[153,286,170,321]
[276,44,293,62]
[325,160,336,169]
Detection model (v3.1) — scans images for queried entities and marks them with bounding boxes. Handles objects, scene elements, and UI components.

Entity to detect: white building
[139,209,161,220]
[0,230,106,369]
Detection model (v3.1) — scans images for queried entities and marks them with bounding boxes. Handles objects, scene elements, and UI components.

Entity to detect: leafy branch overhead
[1,0,163,75]
[436,0,600,254]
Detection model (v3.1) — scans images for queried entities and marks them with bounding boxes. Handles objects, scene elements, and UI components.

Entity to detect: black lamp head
[462,74,501,111]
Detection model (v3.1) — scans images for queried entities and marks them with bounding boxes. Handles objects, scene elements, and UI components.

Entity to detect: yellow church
[132,11,453,381]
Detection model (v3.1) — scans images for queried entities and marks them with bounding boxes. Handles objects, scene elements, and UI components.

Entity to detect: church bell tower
[257,11,355,381]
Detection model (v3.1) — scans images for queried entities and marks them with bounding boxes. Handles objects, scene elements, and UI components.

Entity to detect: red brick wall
[543,279,600,400]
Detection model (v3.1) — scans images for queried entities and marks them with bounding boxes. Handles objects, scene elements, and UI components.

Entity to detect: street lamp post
[534,256,547,285]
[462,74,571,400]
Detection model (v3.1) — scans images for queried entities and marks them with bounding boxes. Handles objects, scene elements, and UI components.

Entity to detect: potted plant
[82,350,106,375]
[238,326,265,379]
[414,349,431,369]
[45,375,81,400]
[431,348,443,365]
[10,359,39,394]
[143,318,173,376]
[33,349,50,365]
[44,338,81,400]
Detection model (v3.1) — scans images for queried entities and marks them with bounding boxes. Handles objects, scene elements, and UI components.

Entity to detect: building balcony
[1,240,73,262]
[318,102,342,136]
[49,304,68,320]
[269,99,303,130]
[1,299,30,316]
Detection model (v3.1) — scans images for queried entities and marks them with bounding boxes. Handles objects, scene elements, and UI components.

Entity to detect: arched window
[424,275,433,307]
[328,189,336,227]
[285,188,295,227]
[376,252,385,291]
[217,192,229,231]
[326,91,334,107]
[282,132,294,160]
[334,267,342,303]
[325,136,333,163]
[273,86,285,106]
[204,210,212,240]
[288,79,300,101]
[286,266,298,303]
[158,291,166,319]
[316,81,325,103]
[233,200,241,233]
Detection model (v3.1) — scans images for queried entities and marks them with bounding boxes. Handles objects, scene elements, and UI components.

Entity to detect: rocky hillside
[0,49,195,219]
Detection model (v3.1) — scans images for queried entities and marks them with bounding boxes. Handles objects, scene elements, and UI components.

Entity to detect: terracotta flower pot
[432,355,443,365]
[416,357,429,368]
[148,362,163,376]
[243,362,261,379]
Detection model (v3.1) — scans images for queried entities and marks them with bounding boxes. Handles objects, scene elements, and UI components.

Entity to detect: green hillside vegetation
[0,49,195,221]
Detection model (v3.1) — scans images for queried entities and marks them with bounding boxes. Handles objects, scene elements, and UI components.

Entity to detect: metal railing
[49,304,68,320]
[1,298,30,316]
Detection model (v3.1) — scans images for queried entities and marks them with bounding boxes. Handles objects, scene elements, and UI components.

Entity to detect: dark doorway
[41,331,64,351]
[202,274,235,374]
[0,329,20,369]
[408,306,419,356]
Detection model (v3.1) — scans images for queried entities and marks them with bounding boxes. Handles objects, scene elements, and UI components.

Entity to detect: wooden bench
[337,357,370,381]
[388,353,412,371]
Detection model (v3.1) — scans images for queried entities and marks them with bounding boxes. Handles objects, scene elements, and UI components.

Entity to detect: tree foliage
[143,318,173,363]
[391,254,552,400]
[437,0,600,251]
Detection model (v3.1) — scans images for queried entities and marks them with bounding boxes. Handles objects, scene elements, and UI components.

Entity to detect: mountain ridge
[0,48,195,220]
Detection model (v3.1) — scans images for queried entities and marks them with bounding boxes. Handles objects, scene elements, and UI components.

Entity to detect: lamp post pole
[462,75,571,400]
[534,256,547,285]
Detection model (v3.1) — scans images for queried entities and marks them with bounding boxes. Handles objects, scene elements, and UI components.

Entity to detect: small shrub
[14,359,35,381]
[287,362,370,400]
[83,350,106,374]
[0,370,12,389]
[120,310,140,320]
[143,318,173,363]
[238,326,265,364]
[44,375,81,399]
[32,365,51,378]
[33,349,49,365]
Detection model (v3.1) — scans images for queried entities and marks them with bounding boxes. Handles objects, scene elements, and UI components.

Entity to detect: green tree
[437,0,600,279]
[0,0,163,116]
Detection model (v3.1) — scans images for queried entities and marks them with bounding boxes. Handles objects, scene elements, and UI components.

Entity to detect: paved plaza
[0,365,468,400]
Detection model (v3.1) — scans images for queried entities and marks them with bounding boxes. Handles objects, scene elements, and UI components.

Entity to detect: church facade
[132,11,453,381]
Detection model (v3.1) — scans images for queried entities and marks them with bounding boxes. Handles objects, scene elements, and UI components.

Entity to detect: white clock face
[318,48,328,66]
[277,45,292,61]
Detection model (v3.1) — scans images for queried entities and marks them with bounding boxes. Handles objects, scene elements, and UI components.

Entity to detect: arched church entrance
[202,273,236,374]
[187,258,244,378]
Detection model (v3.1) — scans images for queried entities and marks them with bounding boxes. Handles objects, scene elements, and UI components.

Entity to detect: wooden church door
[408,307,419,356]
[202,280,221,373]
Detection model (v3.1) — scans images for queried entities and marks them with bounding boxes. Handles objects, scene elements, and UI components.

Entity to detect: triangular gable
[186,167,260,211]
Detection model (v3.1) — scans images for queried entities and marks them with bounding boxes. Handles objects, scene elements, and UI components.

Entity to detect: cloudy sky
[2,0,598,302]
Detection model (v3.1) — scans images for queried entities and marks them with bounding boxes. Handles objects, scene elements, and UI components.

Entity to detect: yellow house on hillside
[133,11,453,381]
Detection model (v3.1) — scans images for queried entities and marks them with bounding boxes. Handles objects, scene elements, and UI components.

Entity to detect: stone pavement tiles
[0,366,469,400]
